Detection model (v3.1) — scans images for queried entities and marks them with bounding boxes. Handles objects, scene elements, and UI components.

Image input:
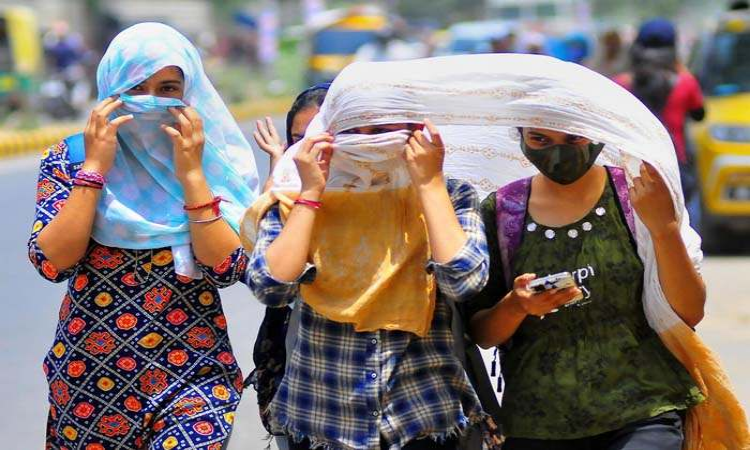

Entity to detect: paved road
[1,137,748,449]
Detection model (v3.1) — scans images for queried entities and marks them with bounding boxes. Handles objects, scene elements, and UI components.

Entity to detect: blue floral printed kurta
[29,140,247,450]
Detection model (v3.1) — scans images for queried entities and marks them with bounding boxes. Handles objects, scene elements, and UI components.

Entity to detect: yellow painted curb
[0,96,294,160]
[0,123,82,159]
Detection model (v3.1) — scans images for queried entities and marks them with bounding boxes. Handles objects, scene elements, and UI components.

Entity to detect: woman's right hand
[253,116,286,159]
[82,97,133,174]
[509,273,582,318]
[293,133,334,198]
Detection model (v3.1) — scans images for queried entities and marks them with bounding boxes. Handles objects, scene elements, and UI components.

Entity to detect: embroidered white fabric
[269,53,702,336]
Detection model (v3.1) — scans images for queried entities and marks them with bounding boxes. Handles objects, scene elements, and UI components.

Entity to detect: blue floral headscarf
[83,22,258,275]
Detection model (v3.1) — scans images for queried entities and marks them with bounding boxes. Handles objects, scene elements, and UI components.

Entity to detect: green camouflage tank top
[499,174,704,439]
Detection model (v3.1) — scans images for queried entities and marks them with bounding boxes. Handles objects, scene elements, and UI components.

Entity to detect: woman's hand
[293,133,334,199]
[470,273,583,347]
[266,132,333,282]
[630,162,679,239]
[631,162,706,327]
[405,119,468,263]
[163,106,206,184]
[82,97,133,174]
[253,116,286,159]
[37,98,133,270]
[509,273,582,318]
[404,118,445,189]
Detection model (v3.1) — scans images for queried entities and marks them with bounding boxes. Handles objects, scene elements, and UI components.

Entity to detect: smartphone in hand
[528,271,584,306]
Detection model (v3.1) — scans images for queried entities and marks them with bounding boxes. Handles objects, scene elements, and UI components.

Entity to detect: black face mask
[521,140,605,185]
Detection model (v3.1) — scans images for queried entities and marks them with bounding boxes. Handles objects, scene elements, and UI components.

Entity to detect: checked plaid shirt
[245,179,490,450]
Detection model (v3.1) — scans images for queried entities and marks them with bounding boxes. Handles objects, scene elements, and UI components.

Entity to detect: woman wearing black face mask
[465,127,707,450]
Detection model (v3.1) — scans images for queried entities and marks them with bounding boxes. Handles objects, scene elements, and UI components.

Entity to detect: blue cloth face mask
[119,93,185,114]
[114,94,186,155]
[101,93,194,262]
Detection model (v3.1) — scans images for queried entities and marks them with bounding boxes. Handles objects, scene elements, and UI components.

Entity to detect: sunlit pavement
[1,123,748,449]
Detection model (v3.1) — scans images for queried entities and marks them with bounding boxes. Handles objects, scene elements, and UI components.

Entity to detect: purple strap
[606,166,637,239]
[495,166,636,286]
[495,177,531,288]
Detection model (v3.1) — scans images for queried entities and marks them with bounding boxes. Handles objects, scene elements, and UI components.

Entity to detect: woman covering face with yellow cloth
[241,64,494,448]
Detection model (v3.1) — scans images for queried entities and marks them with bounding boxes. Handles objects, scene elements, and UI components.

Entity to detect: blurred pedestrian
[615,18,705,228]
[491,30,517,53]
[29,23,258,449]
[41,20,94,118]
[43,21,88,73]
[592,29,628,78]
[246,83,329,441]
[561,32,592,65]
[519,31,547,55]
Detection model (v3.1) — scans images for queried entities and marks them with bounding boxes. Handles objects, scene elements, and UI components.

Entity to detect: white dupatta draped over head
[255,53,749,449]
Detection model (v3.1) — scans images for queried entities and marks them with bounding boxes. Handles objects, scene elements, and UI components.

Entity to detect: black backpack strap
[450,299,503,427]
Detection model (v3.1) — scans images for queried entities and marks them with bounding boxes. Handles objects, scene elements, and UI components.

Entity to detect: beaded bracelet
[75,170,106,185]
[294,198,322,209]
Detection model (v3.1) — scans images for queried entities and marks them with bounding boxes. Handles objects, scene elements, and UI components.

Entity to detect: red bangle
[294,198,322,209]
[184,196,227,216]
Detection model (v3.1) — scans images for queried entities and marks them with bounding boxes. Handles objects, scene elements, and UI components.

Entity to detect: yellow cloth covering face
[242,186,437,337]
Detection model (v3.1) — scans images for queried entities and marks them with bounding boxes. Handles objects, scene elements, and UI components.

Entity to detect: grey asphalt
[1,129,748,449]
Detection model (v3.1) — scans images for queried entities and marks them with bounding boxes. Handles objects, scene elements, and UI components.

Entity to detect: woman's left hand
[253,116,285,159]
[163,106,206,184]
[404,118,445,188]
[630,162,679,238]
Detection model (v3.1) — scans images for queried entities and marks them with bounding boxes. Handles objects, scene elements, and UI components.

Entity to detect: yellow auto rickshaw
[306,6,388,85]
[689,10,750,250]
[0,6,42,109]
